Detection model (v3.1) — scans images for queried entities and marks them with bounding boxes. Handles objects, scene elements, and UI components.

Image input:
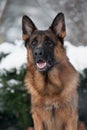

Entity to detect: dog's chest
[32,102,65,130]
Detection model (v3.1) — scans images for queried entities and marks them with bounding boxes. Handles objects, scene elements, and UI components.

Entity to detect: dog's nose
[34,48,44,57]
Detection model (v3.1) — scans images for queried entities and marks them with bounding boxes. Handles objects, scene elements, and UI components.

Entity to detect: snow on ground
[0,40,27,71]
[0,42,15,54]
[0,40,87,72]
[64,41,87,71]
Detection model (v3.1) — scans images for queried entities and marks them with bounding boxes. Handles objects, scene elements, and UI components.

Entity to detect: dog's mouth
[36,59,51,71]
[37,61,47,69]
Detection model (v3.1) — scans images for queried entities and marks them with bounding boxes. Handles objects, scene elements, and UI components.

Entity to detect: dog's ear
[22,15,37,41]
[50,12,66,38]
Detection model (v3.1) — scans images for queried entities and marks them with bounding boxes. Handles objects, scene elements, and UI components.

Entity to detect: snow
[0,40,27,71]
[6,87,15,93]
[0,42,15,54]
[0,83,3,88]
[7,79,22,87]
[64,41,87,72]
[0,40,87,72]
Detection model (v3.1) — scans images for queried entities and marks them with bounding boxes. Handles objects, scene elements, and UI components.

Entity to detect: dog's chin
[36,61,52,72]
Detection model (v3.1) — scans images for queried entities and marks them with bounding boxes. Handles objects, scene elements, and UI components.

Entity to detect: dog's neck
[25,60,78,97]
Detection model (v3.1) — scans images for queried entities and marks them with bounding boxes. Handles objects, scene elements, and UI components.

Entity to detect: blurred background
[0,0,87,45]
[0,0,87,130]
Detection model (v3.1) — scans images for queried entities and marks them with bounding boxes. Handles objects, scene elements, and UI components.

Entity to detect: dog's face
[25,30,57,72]
[22,13,66,72]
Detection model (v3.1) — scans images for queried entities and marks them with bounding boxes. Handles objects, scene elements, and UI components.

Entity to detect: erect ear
[22,15,37,41]
[50,12,66,38]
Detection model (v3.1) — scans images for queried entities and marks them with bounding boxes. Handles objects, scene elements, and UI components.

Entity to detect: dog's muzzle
[33,47,53,72]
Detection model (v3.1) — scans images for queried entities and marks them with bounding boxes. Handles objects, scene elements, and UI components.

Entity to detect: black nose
[34,48,44,57]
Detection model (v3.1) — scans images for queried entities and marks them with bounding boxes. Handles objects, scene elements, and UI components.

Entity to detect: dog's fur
[22,13,85,130]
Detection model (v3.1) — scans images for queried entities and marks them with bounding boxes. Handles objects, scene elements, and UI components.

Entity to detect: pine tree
[0,53,33,130]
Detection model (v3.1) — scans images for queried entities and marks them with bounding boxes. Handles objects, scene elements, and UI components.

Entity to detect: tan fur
[22,13,85,130]
[25,39,85,130]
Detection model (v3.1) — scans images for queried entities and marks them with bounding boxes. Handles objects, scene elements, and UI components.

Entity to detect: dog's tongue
[37,62,47,69]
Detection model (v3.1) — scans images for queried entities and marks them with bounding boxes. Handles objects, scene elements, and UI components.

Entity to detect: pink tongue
[37,62,47,69]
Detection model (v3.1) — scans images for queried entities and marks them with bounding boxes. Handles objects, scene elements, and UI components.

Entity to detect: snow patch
[0,40,27,71]
[64,41,87,72]
[0,83,3,88]
[0,42,15,54]
[7,79,22,86]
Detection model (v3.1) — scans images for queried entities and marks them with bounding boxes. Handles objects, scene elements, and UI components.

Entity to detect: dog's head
[22,13,66,72]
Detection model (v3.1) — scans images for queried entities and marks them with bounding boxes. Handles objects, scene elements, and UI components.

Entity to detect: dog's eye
[31,39,37,46]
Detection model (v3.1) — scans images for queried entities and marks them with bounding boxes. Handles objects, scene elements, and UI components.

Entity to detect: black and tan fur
[22,12,85,130]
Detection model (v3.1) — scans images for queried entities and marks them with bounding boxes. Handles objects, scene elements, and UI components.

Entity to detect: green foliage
[80,68,87,89]
[0,66,33,130]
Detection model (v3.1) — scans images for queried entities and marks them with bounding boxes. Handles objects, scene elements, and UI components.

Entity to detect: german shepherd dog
[22,13,85,130]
